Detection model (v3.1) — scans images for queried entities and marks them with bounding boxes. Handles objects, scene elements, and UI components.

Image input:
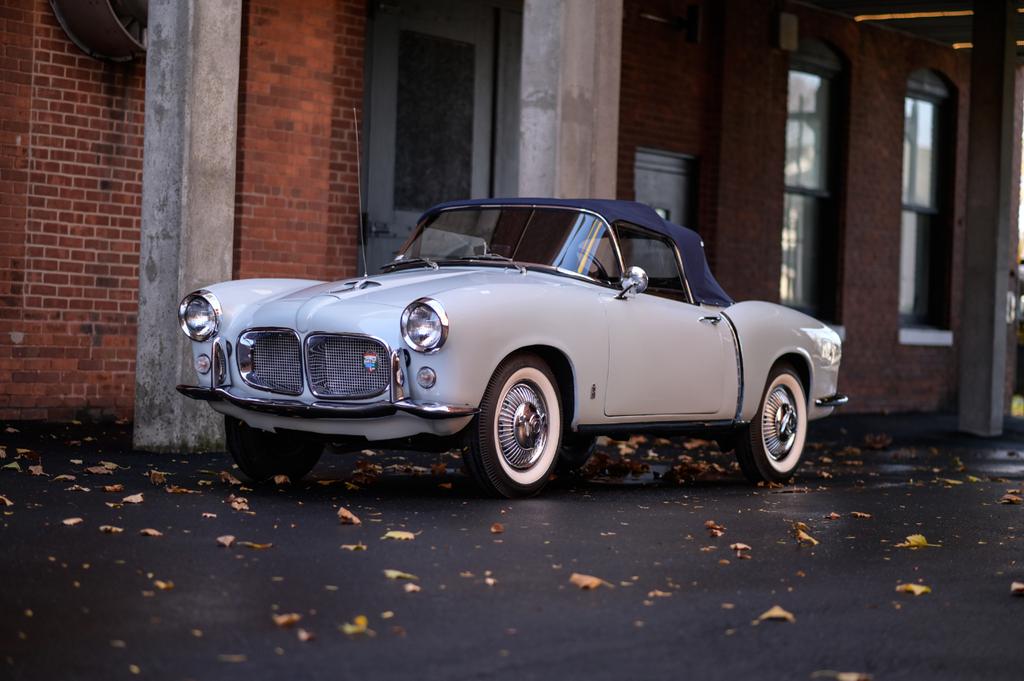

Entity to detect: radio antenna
[353,106,367,277]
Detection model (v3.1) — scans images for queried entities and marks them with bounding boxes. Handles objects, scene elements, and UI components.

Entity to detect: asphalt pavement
[1,413,1022,681]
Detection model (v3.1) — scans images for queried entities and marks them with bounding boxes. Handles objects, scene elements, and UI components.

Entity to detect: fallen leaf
[863,433,892,450]
[382,530,415,541]
[937,478,963,486]
[297,628,314,642]
[165,485,199,494]
[0,495,12,507]
[704,520,726,538]
[216,535,236,548]
[337,507,361,525]
[202,513,217,519]
[153,580,174,591]
[851,512,872,519]
[272,613,302,628]
[66,484,91,492]
[340,615,371,636]
[139,528,163,537]
[794,524,819,546]
[219,471,243,486]
[99,525,124,534]
[272,474,290,485]
[99,461,118,470]
[383,569,418,581]
[237,541,273,550]
[999,493,1022,505]
[757,605,795,623]
[490,523,505,534]
[647,589,672,598]
[341,543,367,551]
[569,572,611,590]
[403,583,421,593]
[62,517,83,526]
[52,474,75,482]
[895,534,941,549]
[84,466,112,475]
[103,484,124,493]
[28,465,45,476]
[895,583,931,596]
[122,493,144,504]
[148,470,167,485]
[228,495,249,512]
[485,576,497,587]
[3,462,22,472]
[1011,582,1024,596]
[825,512,841,520]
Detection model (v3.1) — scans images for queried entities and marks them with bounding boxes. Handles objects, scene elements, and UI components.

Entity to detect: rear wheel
[224,415,323,483]
[465,353,562,498]
[734,363,807,484]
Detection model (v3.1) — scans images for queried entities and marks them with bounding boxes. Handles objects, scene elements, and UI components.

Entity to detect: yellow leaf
[895,583,931,596]
[62,517,83,526]
[382,530,415,541]
[341,542,367,551]
[937,478,963,486]
[383,569,418,581]
[758,605,796,623]
[796,528,819,546]
[122,493,144,504]
[272,613,301,628]
[895,534,941,549]
[569,572,611,590]
[237,541,273,550]
[340,615,371,636]
[337,507,361,525]
[153,580,174,591]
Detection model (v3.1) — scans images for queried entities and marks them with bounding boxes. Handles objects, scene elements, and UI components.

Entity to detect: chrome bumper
[815,394,849,408]
[176,385,478,421]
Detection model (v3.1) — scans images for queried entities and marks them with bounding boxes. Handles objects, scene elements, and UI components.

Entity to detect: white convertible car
[177,199,846,497]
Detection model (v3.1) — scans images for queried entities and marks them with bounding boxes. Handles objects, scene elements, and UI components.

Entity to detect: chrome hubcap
[497,381,548,470]
[762,385,798,460]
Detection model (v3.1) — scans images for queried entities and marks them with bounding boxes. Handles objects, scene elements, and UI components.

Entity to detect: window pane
[552,214,621,283]
[616,224,687,300]
[902,97,937,209]
[780,193,820,310]
[898,210,932,322]
[785,71,829,190]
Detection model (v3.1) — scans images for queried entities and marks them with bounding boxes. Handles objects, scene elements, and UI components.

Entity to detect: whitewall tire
[465,353,562,497]
[735,364,808,483]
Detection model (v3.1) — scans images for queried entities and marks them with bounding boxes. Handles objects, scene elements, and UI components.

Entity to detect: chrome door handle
[699,315,721,325]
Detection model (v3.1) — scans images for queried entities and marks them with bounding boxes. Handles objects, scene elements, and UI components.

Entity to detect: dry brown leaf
[403,583,421,593]
[153,580,174,591]
[895,534,941,549]
[704,520,726,538]
[202,512,217,519]
[219,471,243,486]
[122,493,144,504]
[999,493,1022,505]
[794,523,819,546]
[99,525,123,534]
[1011,581,1024,596]
[490,523,505,534]
[383,569,418,580]
[825,512,841,520]
[272,613,302,628]
[895,583,931,596]
[340,543,367,551]
[62,517,83,526]
[148,470,167,485]
[272,474,290,485]
[85,466,112,475]
[238,541,273,550]
[0,495,12,507]
[340,615,371,636]
[52,474,75,482]
[165,485,199,494]
[229,495,249,511]
[216,535,236,548]
[337,507,361,525]
[66,484,90,492]
[569,572,611,590]
[103,484,124,493]
[647,589,672,598]
[139,528,163,537]
[485,576,497,587]
[757,605,795,623]
[382,530,415,541]
[863,433,892,450]
[296,628,314,642]
[28,465,45,476]
[851,511,872,519]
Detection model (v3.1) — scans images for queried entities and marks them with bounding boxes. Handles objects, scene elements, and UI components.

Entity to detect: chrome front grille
[306,334,389,399]
[237,329,303,396]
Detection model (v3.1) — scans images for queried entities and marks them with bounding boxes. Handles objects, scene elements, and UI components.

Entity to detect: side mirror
[616,266,649,299]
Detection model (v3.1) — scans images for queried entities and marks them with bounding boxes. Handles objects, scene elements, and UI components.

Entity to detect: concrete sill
[899,327,953,347]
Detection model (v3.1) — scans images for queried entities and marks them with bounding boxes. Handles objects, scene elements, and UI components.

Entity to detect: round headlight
[401,298,448,353]
[178,290,221,341]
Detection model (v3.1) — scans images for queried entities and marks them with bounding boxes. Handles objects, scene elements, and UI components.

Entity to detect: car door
[602,224,735,418]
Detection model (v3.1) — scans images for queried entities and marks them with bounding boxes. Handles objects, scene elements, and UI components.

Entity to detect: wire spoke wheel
[496,381,548,470]
[761,385,798,460]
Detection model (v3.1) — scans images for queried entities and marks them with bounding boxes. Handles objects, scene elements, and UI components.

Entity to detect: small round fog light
[195,353,212,375]
[416,366,436,389]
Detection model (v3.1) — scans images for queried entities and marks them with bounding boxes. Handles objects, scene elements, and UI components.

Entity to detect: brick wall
[0,0,144,421]
[233,0,364,281]
[618,0,975,413]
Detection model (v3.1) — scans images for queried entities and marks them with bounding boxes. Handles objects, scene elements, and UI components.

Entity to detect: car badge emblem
[363,352,378,372]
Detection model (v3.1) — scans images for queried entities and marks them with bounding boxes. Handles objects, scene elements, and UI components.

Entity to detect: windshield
[397,207,622,283]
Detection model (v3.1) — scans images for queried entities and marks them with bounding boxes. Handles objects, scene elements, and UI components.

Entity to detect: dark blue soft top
[421,198,733,307]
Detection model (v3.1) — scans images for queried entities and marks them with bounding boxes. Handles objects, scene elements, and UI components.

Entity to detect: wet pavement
[1,413,1022,681]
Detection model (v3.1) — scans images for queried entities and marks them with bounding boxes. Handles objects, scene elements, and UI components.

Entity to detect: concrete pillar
[518,0,622,198]
[133,0,241,451]
[958,0,1018,436]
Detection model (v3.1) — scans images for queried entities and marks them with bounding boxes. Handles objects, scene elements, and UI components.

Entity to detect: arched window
[899,69,950,328]
[781,40,843,320]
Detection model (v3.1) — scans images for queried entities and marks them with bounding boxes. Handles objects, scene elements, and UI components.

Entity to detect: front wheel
[734,363,808,484]
[464,353,563,498]
[224,415,323,483]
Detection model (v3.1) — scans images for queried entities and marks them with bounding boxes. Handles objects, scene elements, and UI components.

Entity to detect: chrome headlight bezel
[178,289,222,342]
[400,298,448,353]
